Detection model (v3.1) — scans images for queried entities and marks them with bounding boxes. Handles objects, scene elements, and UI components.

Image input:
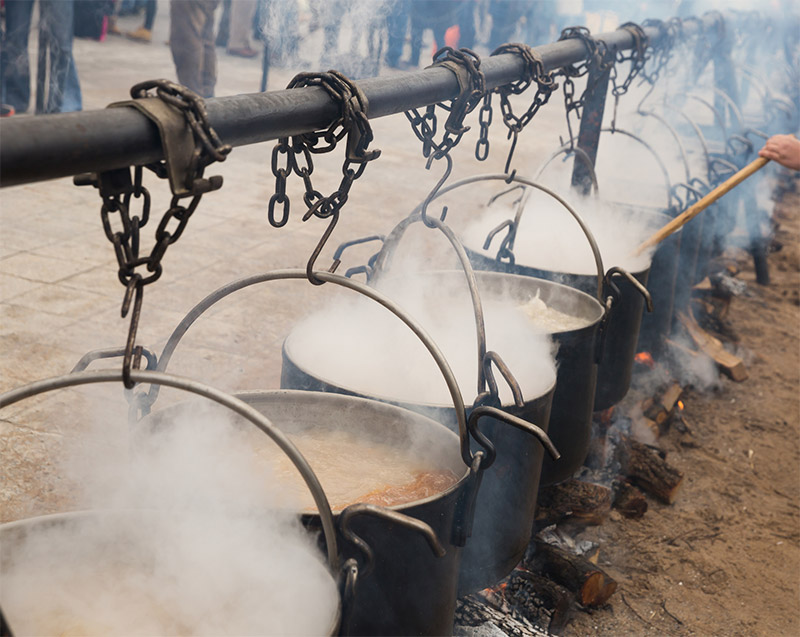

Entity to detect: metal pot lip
[233,388,473,508]
[381,268,606,333]
[282,337,556,414]
[0,509,343,635]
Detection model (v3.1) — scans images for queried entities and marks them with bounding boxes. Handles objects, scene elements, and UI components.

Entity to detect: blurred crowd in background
[0,0,789,116]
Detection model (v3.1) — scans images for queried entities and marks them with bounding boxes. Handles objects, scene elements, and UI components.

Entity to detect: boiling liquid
[517,292,591,333]
[249,428,459,512]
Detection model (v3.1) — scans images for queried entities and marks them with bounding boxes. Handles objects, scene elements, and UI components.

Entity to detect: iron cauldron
[0,370,344,637]
[147,389,473,636]
[282,268,585,594]
[462,186,655,413]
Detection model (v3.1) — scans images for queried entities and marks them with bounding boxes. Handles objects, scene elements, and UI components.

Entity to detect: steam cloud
[1,403,339,636]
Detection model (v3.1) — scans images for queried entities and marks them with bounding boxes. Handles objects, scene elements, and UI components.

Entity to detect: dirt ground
[560,182,800,637]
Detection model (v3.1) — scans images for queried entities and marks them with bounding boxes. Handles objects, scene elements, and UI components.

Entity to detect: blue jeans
[1,0,82,113]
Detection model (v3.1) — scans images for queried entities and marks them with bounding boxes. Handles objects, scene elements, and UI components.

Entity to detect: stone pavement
[0,7,575,522]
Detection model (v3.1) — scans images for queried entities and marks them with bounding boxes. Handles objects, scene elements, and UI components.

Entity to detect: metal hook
[121,274,144,389]
[305,209,341,285]
[420,153,453,228]
[482,351,525,408]
[503,129,519,176]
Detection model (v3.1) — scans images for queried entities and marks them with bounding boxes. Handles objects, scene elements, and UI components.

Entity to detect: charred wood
[506,570,572,634]
[455,595,549,637]
[526,539,617,608]
[613,481,648,519]
[536,479,612,527]
[617,437,684,504]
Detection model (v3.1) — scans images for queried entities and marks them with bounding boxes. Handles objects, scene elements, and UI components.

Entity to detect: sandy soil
[560,180,800,636]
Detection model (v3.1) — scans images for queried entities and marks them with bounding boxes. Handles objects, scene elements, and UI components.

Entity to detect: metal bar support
[569,63,612,195]
[0,18,721,188]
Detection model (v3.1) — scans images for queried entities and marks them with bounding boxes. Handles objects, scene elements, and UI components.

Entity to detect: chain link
[266,70,380,283]
[555,27,613,148]
[476,43,558,172]
[76,79,231,388]
[405,47,486,162]
[608,22,650,129]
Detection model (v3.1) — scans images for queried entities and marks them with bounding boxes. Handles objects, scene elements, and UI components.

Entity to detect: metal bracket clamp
[108,97,196,197]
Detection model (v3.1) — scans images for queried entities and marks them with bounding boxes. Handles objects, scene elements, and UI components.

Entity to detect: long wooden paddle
[634,156,770,256]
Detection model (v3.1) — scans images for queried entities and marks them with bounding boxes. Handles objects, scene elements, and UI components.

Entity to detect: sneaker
[227,46,260,58]
[1,104,15,117]
[107,19,122,36]
[125,27,152,43]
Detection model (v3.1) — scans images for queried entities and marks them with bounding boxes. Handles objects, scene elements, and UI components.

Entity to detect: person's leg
[171,0,206,95]
[126,0,157,41]
[144,0,158,30]
[1,0,35,113]
[40,0,82,113]
[457,0,476,49]
[227,0,258,54]
[385,0,409,67]
[200,0,220,97]
[409,1,424,66]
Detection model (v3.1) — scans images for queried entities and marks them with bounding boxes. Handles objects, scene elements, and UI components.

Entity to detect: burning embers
[456,537,619,635]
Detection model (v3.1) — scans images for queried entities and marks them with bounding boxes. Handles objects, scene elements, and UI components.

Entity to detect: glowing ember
[677,400,685,410]
[599,406,615,426]
[634,351,656,369]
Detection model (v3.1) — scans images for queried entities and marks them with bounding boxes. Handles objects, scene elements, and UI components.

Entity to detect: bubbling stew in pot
[248,427,460,512]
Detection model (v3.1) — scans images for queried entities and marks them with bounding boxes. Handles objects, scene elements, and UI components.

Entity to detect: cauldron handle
[145,269,480,470]
[368,212,494,401]
[541,128,676,211]
[0,369,341,574]
[339,503,446,577]
[534,143,600,196]
[337,503,448,636]
[403,173,606,302]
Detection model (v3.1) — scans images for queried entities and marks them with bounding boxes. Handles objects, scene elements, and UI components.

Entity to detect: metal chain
[609,22,649,129]
[475,43,558,173]
[405,48,486,227]
[76,79,231,388]
[610,22,649,97]
[555,27,613,148]
[266,70,381,283]
[405,47,486,162]
[639,17,680,87]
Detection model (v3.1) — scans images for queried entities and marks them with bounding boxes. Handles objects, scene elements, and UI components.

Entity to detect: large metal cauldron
[147,389,470,637]
[396,175,607,485]
[0,510,340,637]
[468,219,652,411]
[0,370,344,637]
[282,268,583,593]
[460,178,654,412]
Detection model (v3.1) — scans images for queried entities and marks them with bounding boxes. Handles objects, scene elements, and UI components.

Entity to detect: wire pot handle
[411,173,605,302]
[367,211,499,401]
[145,269,481,470]
[0,368,340,573]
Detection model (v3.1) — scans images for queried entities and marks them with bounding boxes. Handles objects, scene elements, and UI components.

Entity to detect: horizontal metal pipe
[0,19,713,188]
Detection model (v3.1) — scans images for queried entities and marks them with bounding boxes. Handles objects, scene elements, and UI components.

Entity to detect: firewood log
[526,540,617,608]
[613,481,648,519]
[536,479,612,527]
[507,569,573,634]
[617,437,684,504]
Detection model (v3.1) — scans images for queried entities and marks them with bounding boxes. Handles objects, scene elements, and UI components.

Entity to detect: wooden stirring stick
[634,156,770,256]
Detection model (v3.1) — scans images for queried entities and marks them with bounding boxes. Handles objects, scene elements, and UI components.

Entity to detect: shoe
[227,46,260,58]
[1,104,15,117]
[107,19,122,36]
[125,27,152,43]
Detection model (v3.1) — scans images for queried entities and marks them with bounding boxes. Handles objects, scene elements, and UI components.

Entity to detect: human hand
[759,134,800,171]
